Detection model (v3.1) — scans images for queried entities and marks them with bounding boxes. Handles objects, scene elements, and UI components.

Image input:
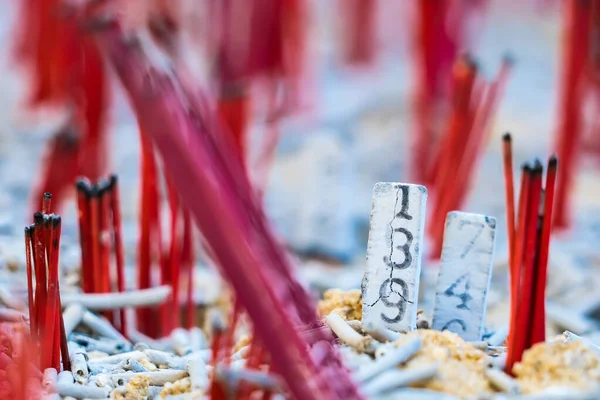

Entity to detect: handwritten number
[458,220,484,258]
[396,185,413,220]
[444,274,472,310]
[441,318,467,332]
[379,278,409,324]
[390,227,413,269]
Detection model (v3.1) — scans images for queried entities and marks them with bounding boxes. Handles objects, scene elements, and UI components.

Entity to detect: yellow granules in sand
[160,377,192,398]
[513,341,600,393]
[111,375,151,400]
[317,289,362,320]
[395,330,491,398]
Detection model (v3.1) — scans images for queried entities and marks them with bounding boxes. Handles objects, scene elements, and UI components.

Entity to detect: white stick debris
[361,364,438,397]
[485,367,521,394]
[111,370,188,387]
[87,350,147,365]
[362,182,427,332]
[354,335,422,384]
[432,212,496,341]
[68,343,89,385]
[363,321,400,343]
[186,353,208,391]
[56,382,111,399]
[488,325,509,346]
[325,313,376,354]
[82,311,129,342]
[62,304,86,336]
[61,285,171,310]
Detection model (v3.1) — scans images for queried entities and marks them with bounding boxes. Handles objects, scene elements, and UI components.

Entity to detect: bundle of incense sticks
[208,0,307,194]
[94,20,360,399]
[16,0,110,214]
[75,177,128,337]
[137,137,196,338]
[427,55,511,259]
[411,0,487,185]
[502,134,558,373]
[24,194,70,373]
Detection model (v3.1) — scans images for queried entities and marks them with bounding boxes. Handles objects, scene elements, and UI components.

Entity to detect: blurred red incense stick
[553,0,592,228]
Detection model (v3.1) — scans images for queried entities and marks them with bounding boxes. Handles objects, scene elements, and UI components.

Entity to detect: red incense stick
[181,209,195,330]
[76,180,93,293]
[24,227,35,341]
[514,162,543,365]
[108,175,128,337]
[553,0,592,228]
[530,156,558,344]
[506,163,531,373]
[502,133,516,270]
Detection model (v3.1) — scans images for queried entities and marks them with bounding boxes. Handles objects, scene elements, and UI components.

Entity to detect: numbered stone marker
[432,211,497,341]
[362,182,427,332]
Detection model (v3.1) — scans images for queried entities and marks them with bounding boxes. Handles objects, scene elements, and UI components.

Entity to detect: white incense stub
[362,182,427,332]
[432,211,497,341]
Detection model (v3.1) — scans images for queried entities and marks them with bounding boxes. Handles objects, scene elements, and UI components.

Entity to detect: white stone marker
[362,182,427,332]
[431,211,497,341]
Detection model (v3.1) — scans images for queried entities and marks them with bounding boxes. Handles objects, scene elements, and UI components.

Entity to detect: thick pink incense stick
[96,24,360,400]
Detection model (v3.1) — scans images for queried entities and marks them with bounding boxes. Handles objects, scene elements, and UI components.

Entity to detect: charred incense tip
[51,215,62,227]
[502,132,512,143]
[109,174,118,187]
[43,192,52,201]
[88,184,99,198]
[96,180,111,196]
[532,159,544,175]
[521,163,531,173]
[76,178,91,193]
[548,155,558,169]
[34,212,44,225]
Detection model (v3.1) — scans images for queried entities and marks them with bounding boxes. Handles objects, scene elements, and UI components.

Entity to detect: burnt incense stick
[76,179,93,293]
[502,133,516,274]
[24,226,35,339]
[108,175,128,337]
[530,156,558,345]
[89,186,102,295]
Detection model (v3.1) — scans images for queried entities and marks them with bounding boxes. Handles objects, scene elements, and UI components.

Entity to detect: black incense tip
[51,215,62,227]
[76,178,91,193]
[33,212,44,224]
[43,192,52,200]
[532,159,544,174]
[502,132,512,142]
[96,179,111,196]
[109,174,118,187]
[521,162,531,173]
[88,184,99,198]
[548,155,558,168]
